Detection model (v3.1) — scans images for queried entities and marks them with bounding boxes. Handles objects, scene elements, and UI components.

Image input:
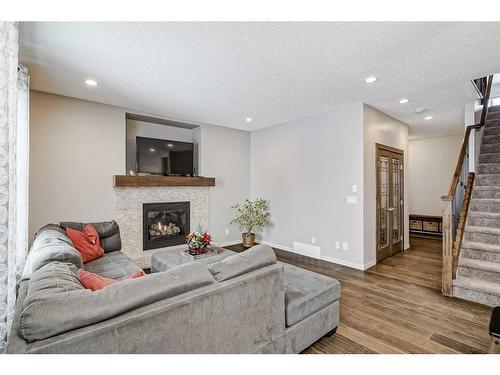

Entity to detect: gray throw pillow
[208,244,277,282]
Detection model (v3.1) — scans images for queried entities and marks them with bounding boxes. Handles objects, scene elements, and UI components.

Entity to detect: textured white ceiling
[19,22,500,138]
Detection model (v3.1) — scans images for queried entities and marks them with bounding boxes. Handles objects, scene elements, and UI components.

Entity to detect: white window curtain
[0,21,29,353]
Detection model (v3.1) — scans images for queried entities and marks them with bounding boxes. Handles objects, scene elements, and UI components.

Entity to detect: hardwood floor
[226,236,493,353]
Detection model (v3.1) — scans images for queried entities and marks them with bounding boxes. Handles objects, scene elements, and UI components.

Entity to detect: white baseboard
[363,259,377,270]
[262,241,367,271]
[262,241,294,252]
[404,243,410,250]
[320,255,366,271]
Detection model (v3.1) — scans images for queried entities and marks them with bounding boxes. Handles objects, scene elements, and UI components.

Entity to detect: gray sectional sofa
[7,222,341,353]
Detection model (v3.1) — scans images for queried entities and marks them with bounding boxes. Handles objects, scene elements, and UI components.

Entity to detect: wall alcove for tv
[125,113,201,176]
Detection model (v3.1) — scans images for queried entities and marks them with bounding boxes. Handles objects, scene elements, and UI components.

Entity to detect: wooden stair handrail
[452,172,475,279]
[448,127,471,197]
[447,75,493,197]
[479,75,494,127]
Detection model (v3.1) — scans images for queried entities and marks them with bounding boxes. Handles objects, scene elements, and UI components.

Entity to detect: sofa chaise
[7,221,341,353]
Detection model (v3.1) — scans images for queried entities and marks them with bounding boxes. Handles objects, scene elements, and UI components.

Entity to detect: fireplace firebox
[143,202,190,250]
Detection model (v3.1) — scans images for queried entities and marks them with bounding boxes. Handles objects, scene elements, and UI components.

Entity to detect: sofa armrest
[22,263,286,354]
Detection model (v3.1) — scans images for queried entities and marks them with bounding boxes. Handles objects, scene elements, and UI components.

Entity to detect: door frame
[375,143,405,263]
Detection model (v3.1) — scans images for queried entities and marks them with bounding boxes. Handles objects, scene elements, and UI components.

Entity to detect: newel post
[441,195,454,297]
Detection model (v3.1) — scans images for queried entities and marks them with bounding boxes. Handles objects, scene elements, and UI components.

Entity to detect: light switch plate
[342,242,348,251]
[346,196,358,204]
[335,241,340,249]
[352,185,358,193]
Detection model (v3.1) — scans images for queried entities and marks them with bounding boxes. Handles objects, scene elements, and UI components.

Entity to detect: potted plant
[186,231,212,255]
[230,198,270,248]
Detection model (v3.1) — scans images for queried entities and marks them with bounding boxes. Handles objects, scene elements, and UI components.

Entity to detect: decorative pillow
[78,269,145,291]
[66,224,104,263]
[60,221,121,253]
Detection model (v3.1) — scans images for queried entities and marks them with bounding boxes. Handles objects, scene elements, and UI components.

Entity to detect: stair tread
[465,225,500,235]
[461,241,500,253]
[468,211,500,217]
[459,258,500,272]
[472,186,500,190]
[453,276,500,297]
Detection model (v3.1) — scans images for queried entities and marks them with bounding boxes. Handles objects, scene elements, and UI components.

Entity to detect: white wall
[363,104,409,267]
[251,104,365,268]
[198,124,251,245]
[29,91,250,246]
[408,135,462,216]
[125,119,195,173]
[29,91,126,240]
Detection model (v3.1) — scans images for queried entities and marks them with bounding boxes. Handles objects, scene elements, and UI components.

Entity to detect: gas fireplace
[142,202,190,250]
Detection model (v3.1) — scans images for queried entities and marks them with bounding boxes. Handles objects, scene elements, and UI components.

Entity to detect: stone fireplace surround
[114,186,209,268]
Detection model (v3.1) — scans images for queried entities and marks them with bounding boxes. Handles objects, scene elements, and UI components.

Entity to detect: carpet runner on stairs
[454,105,500,306]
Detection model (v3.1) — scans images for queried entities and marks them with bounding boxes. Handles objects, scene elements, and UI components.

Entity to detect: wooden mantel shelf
[114,175,215,187]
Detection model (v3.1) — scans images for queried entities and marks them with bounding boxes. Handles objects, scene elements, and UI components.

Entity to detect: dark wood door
[376,144,404,262]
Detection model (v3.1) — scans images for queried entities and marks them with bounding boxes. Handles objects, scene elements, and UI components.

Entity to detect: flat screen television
[136,136,194,176]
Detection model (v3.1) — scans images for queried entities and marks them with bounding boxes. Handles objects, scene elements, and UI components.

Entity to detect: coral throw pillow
[66,224,104,263]
[78,269,145,291]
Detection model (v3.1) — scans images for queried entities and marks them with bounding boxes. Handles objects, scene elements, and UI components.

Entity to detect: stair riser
[474,175,500,186]
[461,248,500,262]
[482,135,500,145]
[480,144,500,153]
[479,153,500,163]
[469,199,500,212]
[477,164,500,174]
[467,215,500,226]
[464,231,500,244]
[457,266,500,283]
[488,111,500,119]
[486,120,500,127]
[453,286,500,307]
[484,127,500,136]
[472,189,500,199]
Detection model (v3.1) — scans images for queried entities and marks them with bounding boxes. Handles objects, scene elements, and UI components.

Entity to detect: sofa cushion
[83,251,142,279]
[22,229,83,281]
[208,244,277,282]
[60,220,121,252]
[283,263,341,327]
[21,261,216,342]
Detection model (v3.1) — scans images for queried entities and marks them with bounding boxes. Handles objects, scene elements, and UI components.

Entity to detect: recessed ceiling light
[399,98,409,104]
[85,79,98,86]
[149,147,156,152]
[415,107,425,113]
[424,116,433,120]
[364,76,377,83]
[167,143,174,148]
[245,118,253,122]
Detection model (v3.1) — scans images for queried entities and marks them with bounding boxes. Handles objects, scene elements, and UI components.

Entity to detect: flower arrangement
[186,231,212,255]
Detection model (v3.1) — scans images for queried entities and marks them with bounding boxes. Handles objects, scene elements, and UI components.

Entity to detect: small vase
[242,233,255,248]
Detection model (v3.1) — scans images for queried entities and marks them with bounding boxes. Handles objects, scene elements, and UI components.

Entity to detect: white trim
[363,259,377,270]
[404,243,410,250]
[320,255,366,271]
[262,241,294,252]
[262,241,368,271]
